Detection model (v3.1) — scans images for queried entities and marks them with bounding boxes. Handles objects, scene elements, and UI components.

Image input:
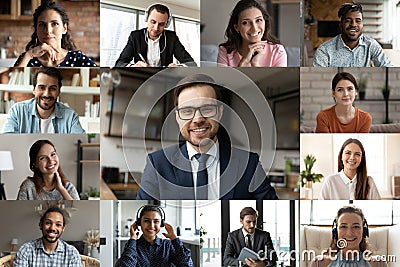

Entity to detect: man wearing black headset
[119,205,194,267]
[115,4,196,67]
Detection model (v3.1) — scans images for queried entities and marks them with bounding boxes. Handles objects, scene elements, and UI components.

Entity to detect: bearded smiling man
[2,67,85,133]
[136,74,278,200]
[14,206,82,267]
[313,2,392,67]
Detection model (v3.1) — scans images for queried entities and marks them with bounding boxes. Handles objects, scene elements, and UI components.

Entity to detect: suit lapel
[253,229,261,252]
[238,230,246,249]
[160,31,167,66]
[219,143,240,199]
[171,143,194,187]
[140,30,148,61]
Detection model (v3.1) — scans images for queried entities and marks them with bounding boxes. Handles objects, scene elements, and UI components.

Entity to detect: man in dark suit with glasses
[136,74,277,200]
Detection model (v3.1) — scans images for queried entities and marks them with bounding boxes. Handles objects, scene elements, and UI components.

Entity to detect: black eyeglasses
[176,104,219,120]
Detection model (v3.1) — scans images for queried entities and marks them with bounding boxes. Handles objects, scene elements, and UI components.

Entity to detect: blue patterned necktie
[194,153,209,199]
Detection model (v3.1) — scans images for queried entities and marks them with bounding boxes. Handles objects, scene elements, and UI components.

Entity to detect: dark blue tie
[194,153,208,199]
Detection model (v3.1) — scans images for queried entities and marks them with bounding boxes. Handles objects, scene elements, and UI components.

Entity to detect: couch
[300,225,400,267]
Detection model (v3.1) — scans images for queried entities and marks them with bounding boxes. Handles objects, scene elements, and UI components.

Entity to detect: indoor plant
[300,154,323,187]
[381,85,391,100]
[358,74,367,100]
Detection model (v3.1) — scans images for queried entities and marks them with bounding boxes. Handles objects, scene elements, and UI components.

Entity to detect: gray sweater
[17,179,80,200]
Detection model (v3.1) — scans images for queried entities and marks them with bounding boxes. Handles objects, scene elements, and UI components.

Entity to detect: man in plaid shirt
[14,206,82,267]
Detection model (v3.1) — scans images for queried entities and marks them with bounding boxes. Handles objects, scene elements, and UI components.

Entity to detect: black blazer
[115,29,196,67]
[223,228,277,267]
[136,142,278,200]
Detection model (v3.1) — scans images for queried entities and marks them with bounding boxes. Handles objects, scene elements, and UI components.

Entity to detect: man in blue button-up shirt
[2,67,85,134]
[313,2,392,67]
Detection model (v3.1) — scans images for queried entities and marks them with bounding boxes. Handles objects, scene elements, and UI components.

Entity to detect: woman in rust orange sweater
[316,72,372,133]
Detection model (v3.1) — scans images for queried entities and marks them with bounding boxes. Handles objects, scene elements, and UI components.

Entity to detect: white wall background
[101,0,200,20]
[0,134,99,199]
[0,200,99,252]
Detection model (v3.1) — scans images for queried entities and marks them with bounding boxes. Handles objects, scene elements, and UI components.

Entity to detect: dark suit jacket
[223,228,277,267]
[136,142,278,200]
[115,29,196,67]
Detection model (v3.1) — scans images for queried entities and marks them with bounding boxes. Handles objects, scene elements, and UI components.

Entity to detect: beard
[43,230,62,243]
[36,96,56,111]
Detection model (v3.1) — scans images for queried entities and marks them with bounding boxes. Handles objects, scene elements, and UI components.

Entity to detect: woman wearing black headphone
[119,205,194,267]
[311,206,387,267]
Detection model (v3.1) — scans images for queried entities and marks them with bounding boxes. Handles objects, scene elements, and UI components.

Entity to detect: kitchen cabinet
[0,0,40,20]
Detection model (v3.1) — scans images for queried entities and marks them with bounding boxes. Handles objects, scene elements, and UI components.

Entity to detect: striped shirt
[14,238,82,267]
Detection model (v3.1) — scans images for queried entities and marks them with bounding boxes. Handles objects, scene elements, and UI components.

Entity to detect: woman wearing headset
[119,205,194,267]
[311,206,387,267]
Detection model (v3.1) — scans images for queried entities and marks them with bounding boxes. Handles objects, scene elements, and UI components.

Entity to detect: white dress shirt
[186,140,220,200]
[147,35,161,67]
[241,228,255,249]
[319,170,381,200]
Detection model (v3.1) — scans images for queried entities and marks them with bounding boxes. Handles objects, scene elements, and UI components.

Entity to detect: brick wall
[301,67,400,127]
[0,0,99,61]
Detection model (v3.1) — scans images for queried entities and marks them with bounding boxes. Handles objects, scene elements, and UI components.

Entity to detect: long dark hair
[25,0,76,51]
[330,206,369,252]
[338,138,369,199]
[220,0,280,54]
[28,140,67,194]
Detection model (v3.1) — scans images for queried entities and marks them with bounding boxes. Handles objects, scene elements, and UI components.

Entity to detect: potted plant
[88,133,96,143]
[358,74,367,100]
[80,187,100,200]
[300,154,323,187]
[381,86,391,100]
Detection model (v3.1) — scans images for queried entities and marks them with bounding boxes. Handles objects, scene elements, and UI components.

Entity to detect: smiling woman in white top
[319,138,380,200]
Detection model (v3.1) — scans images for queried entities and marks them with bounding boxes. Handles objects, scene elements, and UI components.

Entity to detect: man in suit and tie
[223,207,277,267]
[115,3,196,67]
[136,73,277,200]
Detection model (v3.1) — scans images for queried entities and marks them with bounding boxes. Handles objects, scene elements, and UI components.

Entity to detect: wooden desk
[275,188,299,200]
[106,183,139,191]
[101,179,139,200]
[100,178,117,200]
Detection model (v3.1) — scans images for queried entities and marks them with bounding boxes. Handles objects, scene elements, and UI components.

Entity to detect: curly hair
[28,139,67,195]
[25,0,76,51]
[219,0,280,54]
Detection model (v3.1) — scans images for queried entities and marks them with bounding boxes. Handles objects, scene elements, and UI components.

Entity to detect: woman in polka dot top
[14,0,96,67]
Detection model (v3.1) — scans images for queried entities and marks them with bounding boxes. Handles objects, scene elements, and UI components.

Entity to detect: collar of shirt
[186,140,220,199]
[186,140,218,162]
[339,170,358,185]
[32,98,63,119]
[36,238,65,254]
[241,228,255,239]
[339,170,357,199]
[138,235,162,247]
[338,34,366,50]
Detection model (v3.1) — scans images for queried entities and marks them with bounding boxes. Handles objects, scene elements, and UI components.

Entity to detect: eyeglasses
[176,104,219,120]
